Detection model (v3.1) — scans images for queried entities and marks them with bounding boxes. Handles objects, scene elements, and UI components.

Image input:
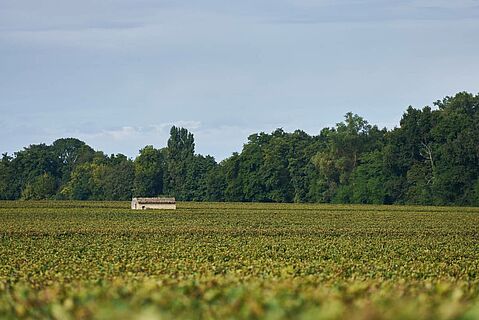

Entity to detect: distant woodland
[1,92,478,205]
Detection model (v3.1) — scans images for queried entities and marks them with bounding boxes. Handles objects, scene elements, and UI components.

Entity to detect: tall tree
[52,138,95,185]
[430,92,479,204]
[311,113,384,202]
[0,153,17,199]
[134,146,164,197]
[11,144,60,198]
[260,129,294,202]
[164,126,196,200]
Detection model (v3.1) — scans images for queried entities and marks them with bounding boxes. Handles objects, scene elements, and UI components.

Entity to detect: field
[0,201,478,319]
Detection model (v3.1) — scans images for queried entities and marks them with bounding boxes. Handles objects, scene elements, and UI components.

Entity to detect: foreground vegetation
[0,201,478,319]
[1,92,478,206]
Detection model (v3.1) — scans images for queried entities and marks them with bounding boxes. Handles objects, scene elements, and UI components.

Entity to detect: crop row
[0,201,478,319]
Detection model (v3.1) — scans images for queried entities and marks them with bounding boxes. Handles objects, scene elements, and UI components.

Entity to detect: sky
[1,0,479,161]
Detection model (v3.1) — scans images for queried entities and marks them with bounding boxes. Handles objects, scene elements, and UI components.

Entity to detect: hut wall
[140,203,176,210]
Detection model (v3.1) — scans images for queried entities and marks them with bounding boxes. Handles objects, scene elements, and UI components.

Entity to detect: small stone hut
[131,197,176,210]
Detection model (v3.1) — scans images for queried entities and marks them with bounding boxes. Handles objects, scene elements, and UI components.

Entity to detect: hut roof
[134,197,176,204]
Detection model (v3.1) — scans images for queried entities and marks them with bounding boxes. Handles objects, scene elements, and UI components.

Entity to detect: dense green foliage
[1,92,478,205]
[0,201,478,319]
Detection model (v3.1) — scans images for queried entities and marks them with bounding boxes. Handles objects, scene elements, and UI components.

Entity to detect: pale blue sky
[1,0,479,160]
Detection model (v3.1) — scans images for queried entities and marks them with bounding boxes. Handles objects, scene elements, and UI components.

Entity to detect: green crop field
[0,201,478,319]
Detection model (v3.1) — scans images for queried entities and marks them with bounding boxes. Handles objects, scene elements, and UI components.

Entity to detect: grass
[0,201,478,319]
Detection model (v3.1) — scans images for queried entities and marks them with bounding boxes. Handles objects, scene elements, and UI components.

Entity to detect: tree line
[1,92,478,205]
